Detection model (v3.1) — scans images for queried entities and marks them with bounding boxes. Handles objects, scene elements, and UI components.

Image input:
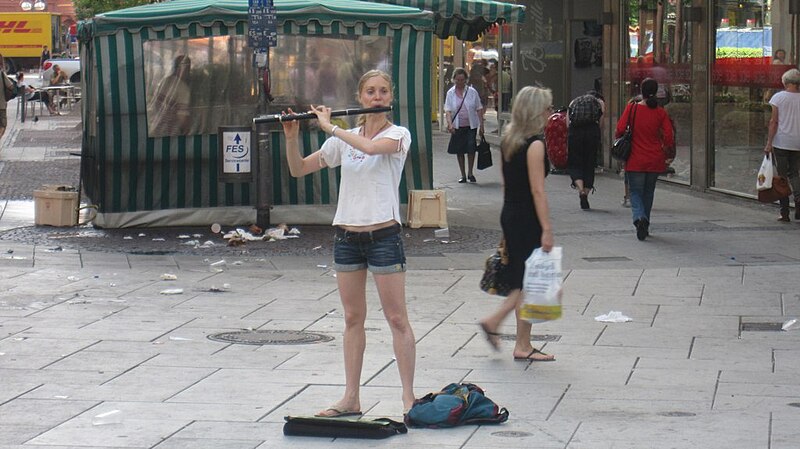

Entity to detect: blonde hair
[500,86,552,161]
[356,69,393,127]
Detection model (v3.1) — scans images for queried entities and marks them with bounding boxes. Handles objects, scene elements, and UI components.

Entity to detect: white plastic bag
[757,155,774,191]
[520,247,563,323]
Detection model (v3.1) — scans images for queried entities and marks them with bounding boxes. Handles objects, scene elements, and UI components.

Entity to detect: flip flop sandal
[314,407,363,418]
[479,322,502,352]
[514,348,555,362]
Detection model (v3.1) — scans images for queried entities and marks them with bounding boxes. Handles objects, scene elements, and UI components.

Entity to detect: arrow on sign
[234,134,242,144]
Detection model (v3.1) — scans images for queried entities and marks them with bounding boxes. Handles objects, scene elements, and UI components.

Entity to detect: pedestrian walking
[445,67,484,183]
[765,68,800,222]
[615,78,674,241]
[478,86,556,363]
[566,90,604,210]
[40,45,51,69]
[1,53,15,142]
[279,69,416,417]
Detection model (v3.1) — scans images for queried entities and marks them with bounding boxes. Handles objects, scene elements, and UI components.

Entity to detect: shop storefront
[606,0,799,197]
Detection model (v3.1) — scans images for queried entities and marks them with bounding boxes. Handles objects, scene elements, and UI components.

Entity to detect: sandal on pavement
[314,407,363,418]
[514,348,555,362]
[479,322,502,352]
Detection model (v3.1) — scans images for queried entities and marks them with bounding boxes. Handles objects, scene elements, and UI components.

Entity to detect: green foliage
[715,47,764,59]
[74,0,154,20]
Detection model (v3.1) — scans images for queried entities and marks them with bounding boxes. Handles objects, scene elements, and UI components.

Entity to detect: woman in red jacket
[615,78,674,241]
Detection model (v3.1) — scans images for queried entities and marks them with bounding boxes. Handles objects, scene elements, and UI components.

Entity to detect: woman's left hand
[310,104,332,132]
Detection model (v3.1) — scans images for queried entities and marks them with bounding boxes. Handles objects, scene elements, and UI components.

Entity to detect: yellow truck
[0,12,62,71]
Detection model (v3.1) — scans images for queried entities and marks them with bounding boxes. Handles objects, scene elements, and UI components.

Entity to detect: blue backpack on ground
[404,383,509,428]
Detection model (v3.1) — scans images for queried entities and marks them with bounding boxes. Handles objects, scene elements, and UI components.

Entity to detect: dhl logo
[0,21,43,33]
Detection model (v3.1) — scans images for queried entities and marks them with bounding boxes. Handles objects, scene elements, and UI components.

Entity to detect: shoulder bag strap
[627,104,638,135]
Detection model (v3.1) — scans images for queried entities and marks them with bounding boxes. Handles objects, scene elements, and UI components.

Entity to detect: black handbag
[611,104,637,162]
[479,239,512,296]
[283,416,407,439]
[476,135,492,170]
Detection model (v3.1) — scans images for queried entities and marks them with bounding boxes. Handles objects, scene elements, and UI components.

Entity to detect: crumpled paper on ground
[594,311,632,323]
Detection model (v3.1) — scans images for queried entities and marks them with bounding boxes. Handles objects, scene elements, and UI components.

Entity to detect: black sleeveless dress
[500,135,550,289]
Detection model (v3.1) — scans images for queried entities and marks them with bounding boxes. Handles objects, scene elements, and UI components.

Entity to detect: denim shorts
[333,224,406,273]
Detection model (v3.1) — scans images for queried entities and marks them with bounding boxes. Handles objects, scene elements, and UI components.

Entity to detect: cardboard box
[407,190,447,228]
[34,186,78,227]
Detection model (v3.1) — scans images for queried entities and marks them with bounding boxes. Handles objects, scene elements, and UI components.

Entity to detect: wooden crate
[407,190,447,228]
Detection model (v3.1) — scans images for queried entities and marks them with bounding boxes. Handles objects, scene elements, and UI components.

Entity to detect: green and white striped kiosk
[79,0,436,228]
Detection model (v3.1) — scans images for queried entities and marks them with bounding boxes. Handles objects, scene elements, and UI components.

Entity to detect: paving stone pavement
[1,96,800,448]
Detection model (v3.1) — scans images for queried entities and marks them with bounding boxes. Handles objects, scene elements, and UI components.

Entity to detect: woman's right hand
[280,108,300,139]
[540,230,554,253]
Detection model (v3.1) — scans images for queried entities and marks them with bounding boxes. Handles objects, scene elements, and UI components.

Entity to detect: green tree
[74,0,155,20]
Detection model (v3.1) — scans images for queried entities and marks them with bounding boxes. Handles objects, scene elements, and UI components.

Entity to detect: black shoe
[468,175,477,183]
[458,177,467,183]
[778,209,790,222]
[635,219,648,241]
[579,193,590,210]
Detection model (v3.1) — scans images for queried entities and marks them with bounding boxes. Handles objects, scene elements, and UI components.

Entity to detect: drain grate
[491,431,532,438]
[788,403,800,408]
[499,334,561,342]
[740,322,784,332]
[208,330,334,345]
[658,411,696,417]
[583,256,632,262]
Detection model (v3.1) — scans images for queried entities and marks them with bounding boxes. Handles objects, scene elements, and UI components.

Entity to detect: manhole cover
[500,334,561,342]
[741,322,784,332]
[583,256,632,262]
[658,411,696,417]
[788,403,800,408]
[491,431,532,438]
[208,330,334,345]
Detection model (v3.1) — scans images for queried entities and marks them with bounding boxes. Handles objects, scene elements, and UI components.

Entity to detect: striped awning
[367,0,525,41]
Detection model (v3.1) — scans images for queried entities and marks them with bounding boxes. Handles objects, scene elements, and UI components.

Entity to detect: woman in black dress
[479,86,556,362]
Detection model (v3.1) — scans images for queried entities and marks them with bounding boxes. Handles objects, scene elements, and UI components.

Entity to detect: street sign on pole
[218,126,255,183]
[248,0,277,49]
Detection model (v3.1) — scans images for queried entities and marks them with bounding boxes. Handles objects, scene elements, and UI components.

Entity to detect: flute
[253,106,393,125]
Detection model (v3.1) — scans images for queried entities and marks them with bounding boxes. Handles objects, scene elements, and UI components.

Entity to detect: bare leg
[575,179,585,195]
[456,154,467,179]
[479,289,523,348]
[467,152,476,177]
[374,272,416,411]
[512,302,554,361]
[317,270,368,416]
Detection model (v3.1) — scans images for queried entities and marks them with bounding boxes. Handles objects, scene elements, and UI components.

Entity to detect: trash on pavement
[594,311,632,323]
[92,410,123,426]
[209,260,227,272]
[160,273,177,281]
[66,276,79,281]
[782,319,798,331]
[211,223,222,233]
[434,228,450,238]
[159,288,184,295]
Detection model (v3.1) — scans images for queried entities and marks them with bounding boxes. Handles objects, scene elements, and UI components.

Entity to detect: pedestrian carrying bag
[611,104,637,161]
[520,247,563,323]
[756,154,774,191]
[476,135,492,169]
[758,175,791,203]
[480,239,512,297]
[283,416,407,439]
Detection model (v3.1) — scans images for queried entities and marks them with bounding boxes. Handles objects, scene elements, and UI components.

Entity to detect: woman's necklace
[362,120,391,139]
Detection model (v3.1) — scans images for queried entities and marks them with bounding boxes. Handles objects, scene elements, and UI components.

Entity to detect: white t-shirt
[769,90,800,151]
[319,124,411,226]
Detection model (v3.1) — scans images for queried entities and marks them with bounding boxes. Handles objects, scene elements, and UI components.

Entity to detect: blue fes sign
[218,126,255,182]
[248,0,277,48]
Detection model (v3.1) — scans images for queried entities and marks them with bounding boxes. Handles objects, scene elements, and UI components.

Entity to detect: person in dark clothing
[566,90,604,209]
[478,86,556,362]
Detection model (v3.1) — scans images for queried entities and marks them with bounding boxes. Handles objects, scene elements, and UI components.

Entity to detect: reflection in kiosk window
[143,35,391,137]
[144,36,259,137]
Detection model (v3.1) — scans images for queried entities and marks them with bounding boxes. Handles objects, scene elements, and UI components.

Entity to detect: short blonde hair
[782,68,800,87]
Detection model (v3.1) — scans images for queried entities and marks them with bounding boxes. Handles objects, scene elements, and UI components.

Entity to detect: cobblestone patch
[0,160,81,200]
[15,130,82,148]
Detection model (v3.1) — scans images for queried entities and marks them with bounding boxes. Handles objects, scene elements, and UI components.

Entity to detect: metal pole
[255,49,272,228]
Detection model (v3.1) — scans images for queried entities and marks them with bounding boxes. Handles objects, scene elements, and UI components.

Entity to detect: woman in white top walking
[445,67,484,183]
[280,70,416,417]
[765,68,800,221]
